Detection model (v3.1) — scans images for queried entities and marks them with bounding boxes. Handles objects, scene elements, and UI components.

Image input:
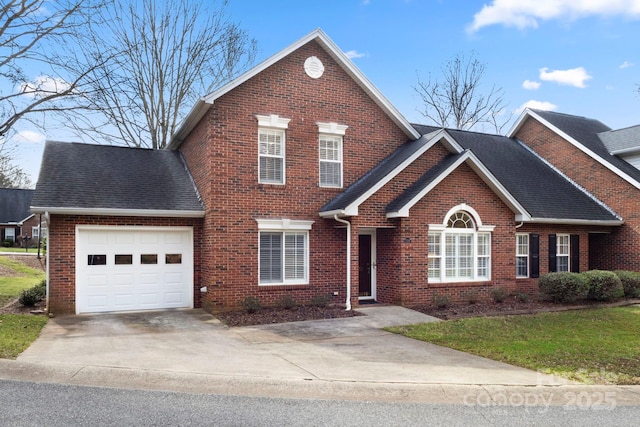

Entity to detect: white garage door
[76,226,194,314]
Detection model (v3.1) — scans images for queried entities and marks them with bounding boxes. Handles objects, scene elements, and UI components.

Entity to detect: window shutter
[530,234,540,278]
[571,234,580,273]
[548,234,557,273]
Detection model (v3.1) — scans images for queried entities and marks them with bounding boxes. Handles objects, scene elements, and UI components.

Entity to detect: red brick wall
[516,118,640,271]
[47,215,203,315]
[179,40,411,311]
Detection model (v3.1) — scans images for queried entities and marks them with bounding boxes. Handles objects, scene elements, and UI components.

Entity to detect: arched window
[428,206,492,282]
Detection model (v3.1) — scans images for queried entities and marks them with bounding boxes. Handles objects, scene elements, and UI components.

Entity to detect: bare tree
[0,144,31,188]
[414,52,511,133]
[64,0,257,149]
[0,0,109,138]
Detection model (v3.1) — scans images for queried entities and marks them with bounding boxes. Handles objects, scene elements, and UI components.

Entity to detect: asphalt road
[1,380,638,427]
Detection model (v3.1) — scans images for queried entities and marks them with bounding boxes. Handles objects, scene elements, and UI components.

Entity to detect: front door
[358,231,376,300]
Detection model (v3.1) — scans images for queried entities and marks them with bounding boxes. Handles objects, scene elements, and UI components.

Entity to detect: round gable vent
[304,56,324,79]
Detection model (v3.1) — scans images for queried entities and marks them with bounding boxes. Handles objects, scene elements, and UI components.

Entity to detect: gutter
[333,215,352,311]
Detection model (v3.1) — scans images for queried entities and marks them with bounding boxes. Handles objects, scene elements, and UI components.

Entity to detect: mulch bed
[215,305,361,327]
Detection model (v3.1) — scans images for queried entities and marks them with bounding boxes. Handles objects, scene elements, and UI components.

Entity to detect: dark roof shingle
[32,142,203,213]
[0,188,34,223]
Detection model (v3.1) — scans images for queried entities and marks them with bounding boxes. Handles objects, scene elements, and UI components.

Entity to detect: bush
[538,272,588,303]
[583,270,624,302]
[276,295,297,310]
[240,296,262,313]
[514,291,531,303]
[309,294,330,307]
[2,239,12,248]
[614,270,640,298]
[18,280,46,306]
[432,293,452,309]
[489,287,509,303]
[461,289,480,305]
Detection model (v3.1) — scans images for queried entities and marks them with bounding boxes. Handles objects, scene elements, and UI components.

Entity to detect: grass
[387,306,640,385]
[0,314,48,358]
[0,257,48,358]
[0,256,46,307]
[0,247,40,253]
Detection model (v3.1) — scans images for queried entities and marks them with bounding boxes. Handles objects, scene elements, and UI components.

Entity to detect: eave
[29,207,206,218]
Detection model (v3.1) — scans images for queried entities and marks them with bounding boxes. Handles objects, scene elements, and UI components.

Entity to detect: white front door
[75,226,193,314]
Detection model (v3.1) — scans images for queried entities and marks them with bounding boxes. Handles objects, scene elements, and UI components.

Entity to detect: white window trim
[556,233,570,272]
[317,122,347,189]
[4,228,15,241]
[319,134,343,188]
[516,233,529,278]
[428,207,493,283]
[256,219,313,286]
[257,114,290,185]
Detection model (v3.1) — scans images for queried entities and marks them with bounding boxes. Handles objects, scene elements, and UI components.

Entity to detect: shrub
[538,272,588,303]
[583,270,624,302]
[276,295,297,310]
[514,291,531,303]
[2,239,12,248]
[614,270,640,298]
[18,279,46,306]
[432,293,452,309]
[461,289,480,305]
[240,296,262,313]
[309,294,330,307]
[489,287,509,303]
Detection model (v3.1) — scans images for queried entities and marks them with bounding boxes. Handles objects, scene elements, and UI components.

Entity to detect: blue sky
[8,0,640,183]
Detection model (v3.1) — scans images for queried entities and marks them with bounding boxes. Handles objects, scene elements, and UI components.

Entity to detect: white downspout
[333,215,352,311]
[43,212,50,314]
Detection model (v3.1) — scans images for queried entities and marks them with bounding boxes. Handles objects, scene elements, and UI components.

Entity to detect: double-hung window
[257,115,290,184]
[428,207,493,282]
[516,233,529,278]
[556,234,570,272]
[317,122,347,188]
[257,219,314,285]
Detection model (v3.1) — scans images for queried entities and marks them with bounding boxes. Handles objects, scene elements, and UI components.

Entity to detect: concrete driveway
[15,306,562,390]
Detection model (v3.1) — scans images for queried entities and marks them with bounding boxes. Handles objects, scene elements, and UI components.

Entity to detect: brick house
[32,30,630,315]
[0,188,43,247]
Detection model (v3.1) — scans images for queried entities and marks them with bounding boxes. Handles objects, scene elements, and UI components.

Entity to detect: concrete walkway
[2,306,639,404]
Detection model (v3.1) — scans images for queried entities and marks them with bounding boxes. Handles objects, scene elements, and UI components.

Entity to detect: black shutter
[571,234,580,273]
[548,234,557,273]
[530,234,540,278]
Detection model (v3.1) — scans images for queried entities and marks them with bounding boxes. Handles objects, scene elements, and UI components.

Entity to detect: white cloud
[344,50,367,59]
[619,61,634,69]
[468,0,640,32]
[539,67,592,88]
[12,130,46,144]
[522,80,541,90]
[18,75,73,98]
[516,100,558,113]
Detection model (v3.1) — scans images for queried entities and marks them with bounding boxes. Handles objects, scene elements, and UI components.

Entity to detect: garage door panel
[76,227,193,314]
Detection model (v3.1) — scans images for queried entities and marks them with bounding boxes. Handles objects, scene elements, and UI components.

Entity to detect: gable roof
[386,150,529,219]
[322,125,621,225]
[509,109,640,190]
[0,188,34,224]
[447,129,621,224]
[169,28,420,149]
[32,141,204,217]
[319,129,456,217]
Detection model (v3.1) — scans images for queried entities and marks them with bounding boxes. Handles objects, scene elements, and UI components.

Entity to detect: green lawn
[387,306,640,385]
[0,314,48,358]
[0,248,40,254]
[0,257,46,307]
[0,257,48,358]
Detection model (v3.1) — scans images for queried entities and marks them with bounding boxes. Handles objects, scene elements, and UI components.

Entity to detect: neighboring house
[0,188,42,247]
[31,30,633,315]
